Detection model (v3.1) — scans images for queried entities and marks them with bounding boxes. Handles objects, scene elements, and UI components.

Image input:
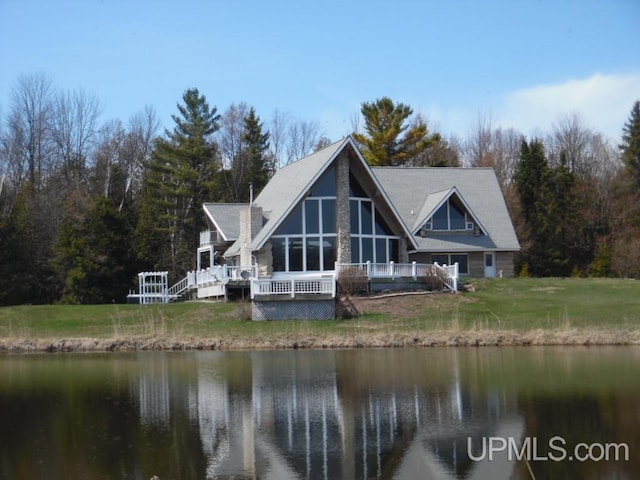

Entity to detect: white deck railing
[165,260,458,301]
[189,265,260,286]
[250,277,336,299]
[336,261,458,291]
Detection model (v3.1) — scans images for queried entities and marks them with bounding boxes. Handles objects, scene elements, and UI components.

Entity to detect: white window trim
[350,197,400,263]
[426,198,475,232]
[272,198,338,272]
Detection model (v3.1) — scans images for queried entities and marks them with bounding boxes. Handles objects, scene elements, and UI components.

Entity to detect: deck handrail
[168,275,189,297]
[336,261,458,291]
[250,277,336,299]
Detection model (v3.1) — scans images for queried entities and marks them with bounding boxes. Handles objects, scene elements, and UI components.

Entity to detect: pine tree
[136,88,221,277]
[620,100,640,190]
[243,107,273,200]
[56,196,136,303]
[514,140,547,224]
[353,97,439,166]
[0,184,59,304]
[514,140,577,276]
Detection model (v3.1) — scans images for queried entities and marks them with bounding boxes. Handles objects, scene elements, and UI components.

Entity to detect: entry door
[484,252,496,278]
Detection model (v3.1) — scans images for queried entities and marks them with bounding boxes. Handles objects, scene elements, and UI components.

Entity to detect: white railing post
[291,278,295,298]
[454,262,459,291]
[366,261,371,279]
[412,261,417,280]
[390,261,395,280]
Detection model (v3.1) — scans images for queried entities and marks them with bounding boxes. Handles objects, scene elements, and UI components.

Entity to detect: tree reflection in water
[0,347,638,479]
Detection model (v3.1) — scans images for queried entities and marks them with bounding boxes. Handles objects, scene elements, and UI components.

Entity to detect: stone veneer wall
[239,205,263,266]
[335,152,351,265]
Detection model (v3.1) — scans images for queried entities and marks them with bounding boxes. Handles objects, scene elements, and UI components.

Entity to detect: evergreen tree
[609,100,640,277]
[0,184,59,305]
[353,97,440,166]
[514,140,577,276]
[514,140,548,224]
[620,100,640,190]
[242,107,273,200]
[136,88,221,277]
[56,196,136,303]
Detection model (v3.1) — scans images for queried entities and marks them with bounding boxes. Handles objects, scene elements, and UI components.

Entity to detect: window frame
[424,198,475,232]
[431,253,469,275]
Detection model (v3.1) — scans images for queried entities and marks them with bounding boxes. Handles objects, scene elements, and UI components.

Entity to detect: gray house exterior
[132,135,523,318]
[204,136,519,280]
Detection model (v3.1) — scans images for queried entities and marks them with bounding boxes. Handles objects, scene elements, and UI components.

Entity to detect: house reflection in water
[134,350,524,479]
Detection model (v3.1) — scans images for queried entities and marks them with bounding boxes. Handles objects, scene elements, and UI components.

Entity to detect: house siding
[409,251,515,278]
[468,252,484,277]
[496,252,515,277]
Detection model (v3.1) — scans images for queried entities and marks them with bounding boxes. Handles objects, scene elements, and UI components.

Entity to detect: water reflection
[0,347,638,479]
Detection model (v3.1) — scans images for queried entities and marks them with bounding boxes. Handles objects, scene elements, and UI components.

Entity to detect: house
[132,136,519,317]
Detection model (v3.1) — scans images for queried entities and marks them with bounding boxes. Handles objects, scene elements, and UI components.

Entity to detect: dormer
[414,187,485,236]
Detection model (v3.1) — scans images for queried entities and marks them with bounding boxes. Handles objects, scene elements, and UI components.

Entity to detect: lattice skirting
[252,299,335,321]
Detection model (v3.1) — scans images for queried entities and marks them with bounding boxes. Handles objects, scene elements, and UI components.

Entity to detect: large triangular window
[423,193,480,233]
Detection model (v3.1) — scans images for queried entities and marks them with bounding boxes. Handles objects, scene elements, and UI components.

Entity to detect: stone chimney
[336,151,351,265]
[239,205,263,266]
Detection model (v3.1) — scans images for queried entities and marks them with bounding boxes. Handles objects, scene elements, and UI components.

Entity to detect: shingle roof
[224,137,350,257]
[216,143,519,259]
[372,167,520,252]
[202,203,248,241]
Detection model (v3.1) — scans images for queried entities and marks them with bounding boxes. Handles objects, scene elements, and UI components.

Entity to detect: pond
[0,347,638,479]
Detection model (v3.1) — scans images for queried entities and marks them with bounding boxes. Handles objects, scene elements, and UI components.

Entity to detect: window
[272,168,338,272]
[322,199,336,234]
[311,165,336,197]
[272,167,401,271]
[305,200,319,234]
[426,196,474,231]
[432,253,469,275]
[349,197,400,264]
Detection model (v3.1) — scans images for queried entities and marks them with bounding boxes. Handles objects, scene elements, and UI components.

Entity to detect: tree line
[0,73,638,305]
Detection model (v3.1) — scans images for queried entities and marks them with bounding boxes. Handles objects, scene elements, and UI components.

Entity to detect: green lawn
[459,277,640,329]
[0,278,638,345]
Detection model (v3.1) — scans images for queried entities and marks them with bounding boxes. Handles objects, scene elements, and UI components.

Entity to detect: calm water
[0,347,638,480]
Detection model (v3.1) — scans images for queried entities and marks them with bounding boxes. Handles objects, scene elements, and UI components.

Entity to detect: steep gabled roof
[413,188,452,232]
[203,203,248,241]
[224,136,417,258]
[372,167,520,252]
[224,138,348,258]
[413,186,487,235]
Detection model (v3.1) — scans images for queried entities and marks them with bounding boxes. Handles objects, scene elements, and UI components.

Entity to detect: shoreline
[2,328,639,353]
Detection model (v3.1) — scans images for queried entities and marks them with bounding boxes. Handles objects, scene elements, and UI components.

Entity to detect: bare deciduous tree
[465,113,523,189]
[7,72,55,189]
[122,106,159,205]
[93,119,125,199]
[268,110,325,167]
[50,87,102,186]
[218,102,250,201]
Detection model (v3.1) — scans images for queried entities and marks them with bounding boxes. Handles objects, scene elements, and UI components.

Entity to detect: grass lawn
[458,277,640,329]
[0,277,638,350]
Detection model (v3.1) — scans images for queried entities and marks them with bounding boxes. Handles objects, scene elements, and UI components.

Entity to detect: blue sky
[1,0,639,143]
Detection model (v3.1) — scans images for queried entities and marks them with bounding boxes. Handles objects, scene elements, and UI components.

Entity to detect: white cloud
[498,72,640,140]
